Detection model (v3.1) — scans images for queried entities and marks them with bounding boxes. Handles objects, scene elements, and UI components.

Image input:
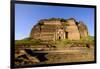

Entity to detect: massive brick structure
[30,18,88,41]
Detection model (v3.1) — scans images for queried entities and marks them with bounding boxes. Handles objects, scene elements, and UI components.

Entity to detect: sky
[15,4,95,40]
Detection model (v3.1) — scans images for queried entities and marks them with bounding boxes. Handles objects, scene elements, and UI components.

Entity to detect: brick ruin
[30,18,88,41]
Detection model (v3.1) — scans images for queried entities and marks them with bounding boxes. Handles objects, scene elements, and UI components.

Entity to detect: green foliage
[15,36,94,46]
[53,36,94,46]
[80,36,94,44]
[15,38,46,46]
[87,36,94,41]
[39,18,66,22]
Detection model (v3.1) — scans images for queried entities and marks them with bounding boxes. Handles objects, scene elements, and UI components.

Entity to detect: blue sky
[15,4,95,40]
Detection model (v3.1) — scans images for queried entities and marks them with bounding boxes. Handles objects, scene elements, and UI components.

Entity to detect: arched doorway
[57,29,65,40]
[59,36,61,40]
[65,32,68,39]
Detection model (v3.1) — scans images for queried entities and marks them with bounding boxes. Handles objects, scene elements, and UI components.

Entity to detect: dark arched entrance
[65,32,68,38]
[59,36,61,40]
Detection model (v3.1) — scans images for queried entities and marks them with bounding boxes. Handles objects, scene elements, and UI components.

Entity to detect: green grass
[15,39,44,46]
[15,36,94,46]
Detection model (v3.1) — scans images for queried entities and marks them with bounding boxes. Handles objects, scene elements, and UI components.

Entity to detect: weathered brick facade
[30,18,88,41]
